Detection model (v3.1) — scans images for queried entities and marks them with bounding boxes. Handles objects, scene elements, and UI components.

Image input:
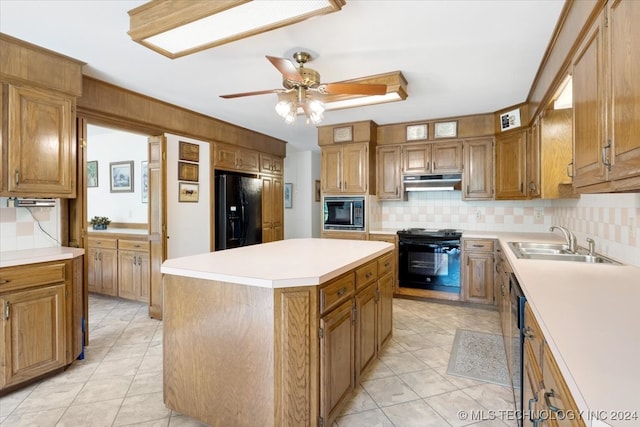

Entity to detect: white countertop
[161,238,393,288]
[0,246,85,268]
[490,232,640,427]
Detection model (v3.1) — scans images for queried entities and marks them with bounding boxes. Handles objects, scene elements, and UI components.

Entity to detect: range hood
[403,174,462,192]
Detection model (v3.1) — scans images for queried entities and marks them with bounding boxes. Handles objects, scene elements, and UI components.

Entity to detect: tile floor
[0,294,517,427]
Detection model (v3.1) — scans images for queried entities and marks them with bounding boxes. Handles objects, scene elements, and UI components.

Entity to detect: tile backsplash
[373,191,639,267]
[0,197,61,252]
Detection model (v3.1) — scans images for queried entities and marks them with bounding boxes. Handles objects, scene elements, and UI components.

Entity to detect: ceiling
[0,1,565,152]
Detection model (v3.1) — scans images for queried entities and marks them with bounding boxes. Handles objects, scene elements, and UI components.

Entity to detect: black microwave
[323,196,366,231]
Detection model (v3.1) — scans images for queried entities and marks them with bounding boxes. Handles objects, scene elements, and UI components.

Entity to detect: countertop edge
[1,247,85,268]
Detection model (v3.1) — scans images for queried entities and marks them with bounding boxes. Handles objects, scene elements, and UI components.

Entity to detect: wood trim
[377,113,494,144]
[77,76,286,156]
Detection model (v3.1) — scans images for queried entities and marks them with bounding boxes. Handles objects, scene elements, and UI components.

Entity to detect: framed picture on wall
[284,183,293,208]
[178,161,199,182]
[87,160,98,188]
[110,161,134,193]
[178,182,199,202]
[179,141,200,162]
[141,161,148,203]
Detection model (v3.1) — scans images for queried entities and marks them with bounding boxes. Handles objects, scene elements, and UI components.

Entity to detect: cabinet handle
[529,181,536,192]
[566,161,574,178]
[14,169,19,186]
[520,183,524,193]
[529,390,539,411]
[523,326,534,339]
[472,244,484,248]
[365,272,372,279]
[337,287,347,297]
[352,303,357,324]
[375,288,380,302]
[543,389,564,416]
[99,253,102,261]
[4,301,10,320]
[602,140,612,170]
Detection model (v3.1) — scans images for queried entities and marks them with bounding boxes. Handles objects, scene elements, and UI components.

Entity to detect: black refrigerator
[215,174,262,251]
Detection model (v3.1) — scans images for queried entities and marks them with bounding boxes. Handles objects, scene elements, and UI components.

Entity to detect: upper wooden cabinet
[572,0,640,192]
[495,130,527,200]
[259,153,283,176]
[376,145,403,200]
[321,142,373,194]
[213,142,259,173]
[402,141,462,175]
[1,35,83,198]
[462,138,494,200]
[261,175,283,243]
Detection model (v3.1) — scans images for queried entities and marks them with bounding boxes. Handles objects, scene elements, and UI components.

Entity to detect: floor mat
[447,328,510,387]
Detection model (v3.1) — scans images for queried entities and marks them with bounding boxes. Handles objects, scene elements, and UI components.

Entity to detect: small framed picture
[284,183,293,208]
[141,161,149,203]
[406,124,428,141]
[178,161,199,182]
[333,126,353,143]
[434,121,458,138]
[87,160,98,188]
[110,161,134,193]
[179,141,199,162]
[178,182,199,202]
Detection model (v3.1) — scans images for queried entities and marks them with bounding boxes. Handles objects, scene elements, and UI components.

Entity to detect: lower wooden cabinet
[461,238,495,305]
[88,235,150,303]
[0,258,83,392]
[355,282,377,382]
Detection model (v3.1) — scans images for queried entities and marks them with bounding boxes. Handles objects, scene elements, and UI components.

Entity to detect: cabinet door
[236,148,259,172]
[261,175,284,243]
[259,153,283,175]
[99,249,118,296]
[138,251,150,303]
[213,144,239,170]
[271,177,283,241]
[463,138,494,200]
[87,247,101,293]
[355,283,377,381]
[0,284,66,388]
[527,118,541,198]
[342,143,368,194]
[523,341,543,426]
[608,0,640,182]
[118,250,138,301]
[321,146,343,193]
[572,11,607,187]
[541,346,584,427]
[377,271,394,348]
[5,85,75,197]
[432,141,463,173]
[463,252,494,305]
[376,145,402,200]
[403,144,431,175]
[495,131,527,199]
[320,299,354,425]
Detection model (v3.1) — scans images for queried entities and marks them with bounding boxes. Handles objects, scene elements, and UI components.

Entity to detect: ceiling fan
[220,52,388,124]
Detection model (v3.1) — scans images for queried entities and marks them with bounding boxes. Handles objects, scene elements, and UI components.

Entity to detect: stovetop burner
[397,228,463,240]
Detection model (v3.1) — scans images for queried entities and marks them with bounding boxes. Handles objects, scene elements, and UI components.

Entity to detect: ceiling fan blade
[220,89,283,99]
[318,83,387,96]
[266,55,303,83]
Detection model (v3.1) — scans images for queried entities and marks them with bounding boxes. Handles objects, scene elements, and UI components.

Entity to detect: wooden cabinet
[0,258,83,391]
[213,143,259,173]
[461,239,495,305]
[462,138,494,200]
[572,1,640,191]
[87,238,118,296]
[376,145,403,200]
[376,252,394,348]
[402,141,463,175]
[117,239,150,303]
[0,34,82,198]
[261,175,283,243]
[321,143,371,194]
[259,153,283,176]
[2,84,76,197]
[354,282,377,382]
[523,304,585,427]
[495,130,527,199]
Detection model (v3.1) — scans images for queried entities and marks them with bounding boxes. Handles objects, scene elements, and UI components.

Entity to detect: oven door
[398,240,461,292]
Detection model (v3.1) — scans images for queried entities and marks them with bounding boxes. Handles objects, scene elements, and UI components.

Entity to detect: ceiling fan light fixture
[128,0,346,59]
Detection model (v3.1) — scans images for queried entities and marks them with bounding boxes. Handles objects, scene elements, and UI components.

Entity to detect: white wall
[87,125,148,223]
[284,146,321,238]
[165,134,211,259]
[0,198,62,251]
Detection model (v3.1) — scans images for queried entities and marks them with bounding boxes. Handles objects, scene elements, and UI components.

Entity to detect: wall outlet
[476,209,482,219]
[534,207,544,220]
[630,217,636,239]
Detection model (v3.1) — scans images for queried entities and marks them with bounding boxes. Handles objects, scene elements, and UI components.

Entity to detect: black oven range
[397,228,462,294]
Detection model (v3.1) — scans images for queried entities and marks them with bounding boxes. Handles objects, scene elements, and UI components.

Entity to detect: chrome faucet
[586,237,596,255]
[550,225,577,253]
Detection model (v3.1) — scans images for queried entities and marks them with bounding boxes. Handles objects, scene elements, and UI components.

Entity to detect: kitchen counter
[0,246,85,268]
[88,227,148,236]
[161,238,393,288]
[490,232,639,427]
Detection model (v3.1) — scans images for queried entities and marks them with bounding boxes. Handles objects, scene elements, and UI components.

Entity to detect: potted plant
[90,216,111,230]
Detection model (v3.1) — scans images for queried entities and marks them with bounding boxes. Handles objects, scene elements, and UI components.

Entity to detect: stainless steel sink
[507,242,622,264]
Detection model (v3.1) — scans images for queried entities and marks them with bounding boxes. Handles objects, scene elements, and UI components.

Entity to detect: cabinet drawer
[463,239,495,252]
[88,238,117,249]
[355,261,377,290]
[524,304,544,365]
[0,262,66,293]
[119,239,149,252]
[320,273,355,315]
[377,252,394,276]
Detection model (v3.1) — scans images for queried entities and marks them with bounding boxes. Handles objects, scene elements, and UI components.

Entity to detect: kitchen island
[160,238,394,427]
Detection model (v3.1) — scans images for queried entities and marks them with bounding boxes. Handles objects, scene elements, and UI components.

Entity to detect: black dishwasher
[509,272,526,426]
